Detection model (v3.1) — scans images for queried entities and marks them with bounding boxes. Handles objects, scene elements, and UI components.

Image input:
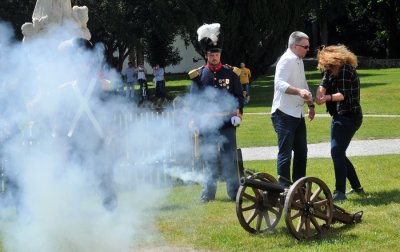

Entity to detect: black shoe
[333,190,347,202]
[200,196,214,203]
[346,187,365,195]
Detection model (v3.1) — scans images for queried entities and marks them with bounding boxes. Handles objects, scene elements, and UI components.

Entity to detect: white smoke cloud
[0,20,238,252]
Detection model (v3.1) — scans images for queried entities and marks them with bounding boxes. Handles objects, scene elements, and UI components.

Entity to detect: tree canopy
[1,0,399,75]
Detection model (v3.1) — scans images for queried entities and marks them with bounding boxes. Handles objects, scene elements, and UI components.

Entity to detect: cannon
[235,151,363,240]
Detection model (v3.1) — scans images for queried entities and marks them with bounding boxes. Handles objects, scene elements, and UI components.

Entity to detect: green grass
[237,115,400,147]
[165,68,400,115]
[153,155,400,251]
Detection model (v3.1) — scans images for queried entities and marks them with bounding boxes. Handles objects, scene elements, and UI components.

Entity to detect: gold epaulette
[188,66,204,79]
[224,64,241,76]
[232,66,241,76]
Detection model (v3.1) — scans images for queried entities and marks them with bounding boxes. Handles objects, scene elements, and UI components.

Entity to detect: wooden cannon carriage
[235,150,363,240]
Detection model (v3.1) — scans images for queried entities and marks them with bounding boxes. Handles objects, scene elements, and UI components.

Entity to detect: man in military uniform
[189,23,244,202]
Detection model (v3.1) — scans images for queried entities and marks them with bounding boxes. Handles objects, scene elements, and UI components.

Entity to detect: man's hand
[308,107,315,121]
[299,89,312,102]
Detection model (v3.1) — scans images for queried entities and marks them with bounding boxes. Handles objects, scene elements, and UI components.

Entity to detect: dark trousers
[271,109,307,187]
[155,80,166,98]
[331,114,363,193]
[200,127,239,200]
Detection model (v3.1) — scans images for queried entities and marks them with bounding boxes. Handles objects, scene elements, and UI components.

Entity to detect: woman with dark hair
[316,45,364,202]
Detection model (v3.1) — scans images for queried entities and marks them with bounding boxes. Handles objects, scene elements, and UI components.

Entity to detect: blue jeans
[200,127,239,201]
[331,114,363,193]
[271,109,307,187]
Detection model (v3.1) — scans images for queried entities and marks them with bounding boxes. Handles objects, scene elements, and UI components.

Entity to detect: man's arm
[275,58,312,101]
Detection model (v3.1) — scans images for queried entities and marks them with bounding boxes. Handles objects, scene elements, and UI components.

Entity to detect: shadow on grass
[156,204,189,212]
[266,224,360,246]
[350,189,400,206]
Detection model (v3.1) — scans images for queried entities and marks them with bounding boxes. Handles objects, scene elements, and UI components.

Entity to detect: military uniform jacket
[190,63,244,129]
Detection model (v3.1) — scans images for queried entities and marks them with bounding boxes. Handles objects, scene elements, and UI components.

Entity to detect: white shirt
[271,49,310,118]
[137,67,147,80]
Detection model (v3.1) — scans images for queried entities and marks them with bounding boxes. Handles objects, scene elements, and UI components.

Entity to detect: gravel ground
[241,138,400,161]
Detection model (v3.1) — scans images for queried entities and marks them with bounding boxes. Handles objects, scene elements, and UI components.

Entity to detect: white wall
[121,35,204,75]
[164,35,204,74]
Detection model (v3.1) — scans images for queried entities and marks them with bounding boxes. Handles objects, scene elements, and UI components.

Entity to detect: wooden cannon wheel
[284,177,334,240]
[236,173,283,233]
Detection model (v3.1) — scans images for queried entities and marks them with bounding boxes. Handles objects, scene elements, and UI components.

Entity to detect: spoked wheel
[236,173,283,233]
[284,177,334,240]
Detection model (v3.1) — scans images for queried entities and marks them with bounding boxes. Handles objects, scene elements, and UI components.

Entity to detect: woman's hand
[316,86,327,105]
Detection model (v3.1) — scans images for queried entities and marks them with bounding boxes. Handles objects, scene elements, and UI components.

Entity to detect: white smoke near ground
[0,21,238,252]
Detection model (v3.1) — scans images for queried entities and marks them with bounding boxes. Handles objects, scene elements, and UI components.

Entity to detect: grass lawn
[237,115,400,147]
[165,68,400,115]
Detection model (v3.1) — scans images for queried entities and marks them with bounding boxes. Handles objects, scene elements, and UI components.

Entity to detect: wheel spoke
[310,215,322,233]
[313,198,329,208]
[243,192,256,202]
[305,217,312,238]
[246,209,258,224]
[305,181,312,201]
[241,203,256,211]
[268,207,279,215]
[256,212,263,231]
[264,211,272,227]
[296,215,305,232]
[310,187,322,203]
[290,210,302,221]
[298,187,307,204]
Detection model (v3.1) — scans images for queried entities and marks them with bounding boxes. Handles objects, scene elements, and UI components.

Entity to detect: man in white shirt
[153,64,166,99]
[271,31,315,187]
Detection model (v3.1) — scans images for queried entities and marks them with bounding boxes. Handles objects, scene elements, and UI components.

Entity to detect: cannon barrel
[240,177,285,193]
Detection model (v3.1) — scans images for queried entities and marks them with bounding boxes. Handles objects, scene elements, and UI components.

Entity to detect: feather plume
[197,23,220,45]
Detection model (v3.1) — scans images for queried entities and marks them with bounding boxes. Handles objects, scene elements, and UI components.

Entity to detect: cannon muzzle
[240,176,285,193]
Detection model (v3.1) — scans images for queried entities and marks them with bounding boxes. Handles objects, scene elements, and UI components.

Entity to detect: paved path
[245,112,400,118]
[241,138,400,161]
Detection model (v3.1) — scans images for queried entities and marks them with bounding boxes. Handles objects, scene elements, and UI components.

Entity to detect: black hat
[197,23,223,54]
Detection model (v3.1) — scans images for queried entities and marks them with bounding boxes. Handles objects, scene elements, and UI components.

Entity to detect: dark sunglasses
[296,44,309,50]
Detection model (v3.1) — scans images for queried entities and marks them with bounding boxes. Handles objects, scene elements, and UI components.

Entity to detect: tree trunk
[386,0,400,58]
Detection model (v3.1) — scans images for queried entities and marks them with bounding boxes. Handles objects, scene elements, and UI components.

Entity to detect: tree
[178,0,313,76]
[307,0,400,58]
[140,0,184,67]
[0,0,36,40]
[369,0,400,58]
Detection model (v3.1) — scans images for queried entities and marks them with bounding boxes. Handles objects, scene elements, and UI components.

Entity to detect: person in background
[124,61,136,99]
[315,44,364,202]
[239,62,252,105]
[137,62,148,100]
[189,23,244,203]
[271,31,315,188]
[153,64,166,99]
